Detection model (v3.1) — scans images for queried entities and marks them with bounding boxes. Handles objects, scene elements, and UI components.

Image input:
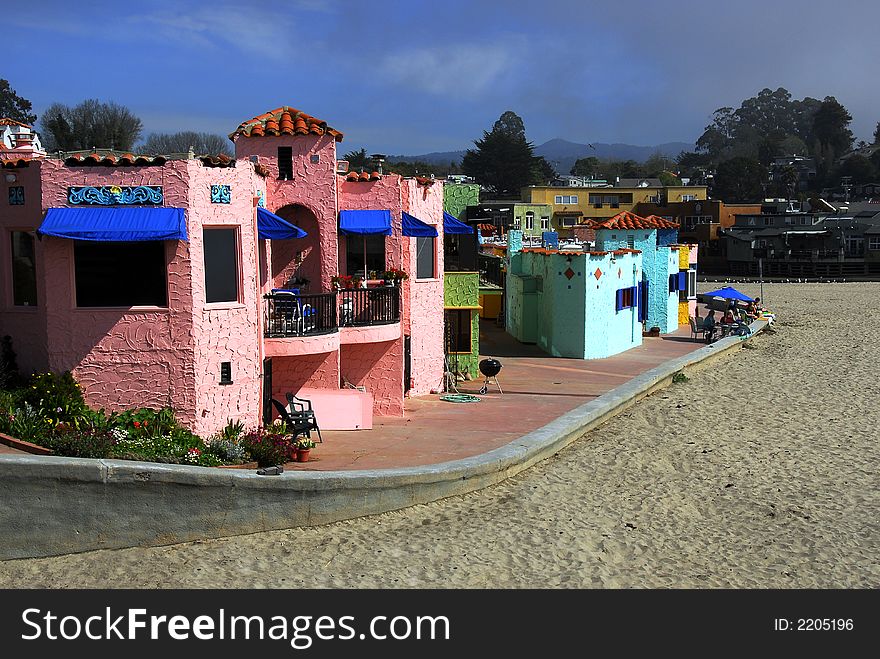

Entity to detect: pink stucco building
[0,107,445,437]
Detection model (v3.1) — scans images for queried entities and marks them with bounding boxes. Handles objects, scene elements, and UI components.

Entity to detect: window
[524,212,534,230]
[682,194,697,201]
[75,241,167,307]
[560,216,577,227]
[868,237,880,250]
[554,195,578,205]
[540,216,549,230]
[346,234,385,277]
[444,309,472,353]
[10,230,37,306]
[680,269,696,302]
[604,195,619,208]
[589,194,603,208]
[748,218,755,226]
[626,235,635,249]
[616,286,636,311]
[416,236,435,278]
[669,271,686,293]
[764,217,772,226]
[204,228,239,303]
[278,147,293,180]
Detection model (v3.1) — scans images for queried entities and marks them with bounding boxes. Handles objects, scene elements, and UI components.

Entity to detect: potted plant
[294,437,315,462]
[382,268,409,286]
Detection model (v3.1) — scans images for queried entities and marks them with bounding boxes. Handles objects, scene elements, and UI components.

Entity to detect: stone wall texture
[0,162,47,376]
[442,183,479,221]
[443,272,480,378]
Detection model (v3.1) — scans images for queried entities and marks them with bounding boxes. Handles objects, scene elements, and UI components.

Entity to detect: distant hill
[385,138,696,174]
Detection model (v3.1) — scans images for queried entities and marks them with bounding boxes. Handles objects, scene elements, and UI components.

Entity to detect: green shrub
[0,335,22,389]
[45,427,114,459]
[22,371,92,428]
[672,372,689,384]
[5,402,51,442]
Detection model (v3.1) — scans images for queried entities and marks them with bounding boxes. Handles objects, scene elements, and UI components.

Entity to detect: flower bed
[0,368,302,468]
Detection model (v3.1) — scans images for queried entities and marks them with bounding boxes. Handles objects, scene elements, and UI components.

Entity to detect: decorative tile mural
[67,186,163,205]
[211,184,231,204]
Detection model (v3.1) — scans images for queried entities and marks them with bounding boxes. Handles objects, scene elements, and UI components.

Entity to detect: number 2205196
[774,619,854,631]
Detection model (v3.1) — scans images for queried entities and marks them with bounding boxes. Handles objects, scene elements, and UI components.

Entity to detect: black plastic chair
[285,392,323,443]
[269,398,311,437]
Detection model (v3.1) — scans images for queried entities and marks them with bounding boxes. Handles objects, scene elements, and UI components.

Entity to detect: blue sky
[8,0,879,155]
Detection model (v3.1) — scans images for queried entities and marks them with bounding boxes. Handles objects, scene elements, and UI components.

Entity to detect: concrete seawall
[0,322,767,559]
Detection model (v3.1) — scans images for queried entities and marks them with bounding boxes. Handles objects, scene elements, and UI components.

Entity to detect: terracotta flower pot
[295,448,311,463]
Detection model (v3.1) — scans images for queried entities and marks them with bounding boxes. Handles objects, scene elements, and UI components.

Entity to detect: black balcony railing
[264,292,338,337]
[479,254,504,287]
[337,286,400,327]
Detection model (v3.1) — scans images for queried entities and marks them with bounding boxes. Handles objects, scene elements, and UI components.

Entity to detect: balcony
[264,287,402,353]
[264,292,338,338]
[337,286,400,327]
[478,254,504,288]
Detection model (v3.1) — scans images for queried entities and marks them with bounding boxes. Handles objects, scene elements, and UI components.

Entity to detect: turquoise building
[592,212,682,334]
[506,230,644,359]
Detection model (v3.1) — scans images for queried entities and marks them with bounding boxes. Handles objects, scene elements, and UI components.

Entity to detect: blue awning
[257,207,307,240]
[339,209,392,235]
[37,207,187,241]
[443,211,474,234]
[402,212,438,238]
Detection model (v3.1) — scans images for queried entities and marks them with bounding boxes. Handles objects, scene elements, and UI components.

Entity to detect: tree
[873,121,880,145]
[343,148,369,170]
[570,156,601,177]
[835,155,876,185]
[141,131,232,156]
[811,96,854,164]
[712,157,767,203]
[530,156,557,185]
[462,110,540,196]
[39,99,143,151]
[0,79,36,125]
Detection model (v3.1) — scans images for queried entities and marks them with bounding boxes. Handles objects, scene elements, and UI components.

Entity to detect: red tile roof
[590,211,679,230]
[344,171,381,182]
[231,106,343,142]
[0,158,30,168]
[64,153,167,166]
[0,117,32,128]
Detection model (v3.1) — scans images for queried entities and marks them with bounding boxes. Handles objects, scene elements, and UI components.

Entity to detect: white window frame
[868,236,880,250]
[540,216,549,230]
[524,212,534,231]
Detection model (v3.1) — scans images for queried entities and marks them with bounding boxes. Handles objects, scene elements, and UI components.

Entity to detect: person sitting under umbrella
[702,309,718,342]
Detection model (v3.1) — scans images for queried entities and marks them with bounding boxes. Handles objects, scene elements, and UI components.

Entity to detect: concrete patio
[287,320,705,471]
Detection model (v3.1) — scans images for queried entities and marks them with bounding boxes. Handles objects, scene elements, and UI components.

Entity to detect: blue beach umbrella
[701,286,753,302]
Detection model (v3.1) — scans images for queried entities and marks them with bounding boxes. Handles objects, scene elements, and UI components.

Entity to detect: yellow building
[522,180,708,237]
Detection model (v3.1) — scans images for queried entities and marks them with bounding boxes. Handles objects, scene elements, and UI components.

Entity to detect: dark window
[345,234,385,278]
[204,228,239,303]
[220,361,232,384]
[75,241,167,307]
[278,147,293,180]
[616,286,636,311]
[444,309,472,353]
[10,230,37,306]
[416,236,435,279]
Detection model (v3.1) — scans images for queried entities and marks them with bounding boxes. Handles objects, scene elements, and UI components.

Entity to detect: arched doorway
[272,204,322,292]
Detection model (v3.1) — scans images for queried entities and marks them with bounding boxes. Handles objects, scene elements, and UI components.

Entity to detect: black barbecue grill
[478,358,503,395]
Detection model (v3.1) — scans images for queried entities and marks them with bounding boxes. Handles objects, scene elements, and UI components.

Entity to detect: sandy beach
[1,282,877,588]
